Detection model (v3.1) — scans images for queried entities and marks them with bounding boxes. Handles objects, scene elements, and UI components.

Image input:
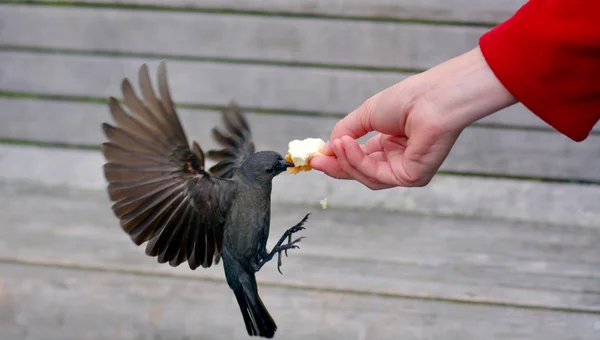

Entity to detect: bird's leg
[256,213,310,274]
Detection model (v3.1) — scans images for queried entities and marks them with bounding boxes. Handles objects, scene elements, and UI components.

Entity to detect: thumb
[319,103,371,156]
[329,99,375,141]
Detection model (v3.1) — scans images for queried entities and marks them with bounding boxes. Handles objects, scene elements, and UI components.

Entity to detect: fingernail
[319,142,332,155]
[331,139,345,156]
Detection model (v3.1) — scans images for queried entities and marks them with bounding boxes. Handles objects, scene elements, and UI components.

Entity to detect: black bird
[100,61,309,338]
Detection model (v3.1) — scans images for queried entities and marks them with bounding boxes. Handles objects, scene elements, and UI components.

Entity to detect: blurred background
[1,0,599,339]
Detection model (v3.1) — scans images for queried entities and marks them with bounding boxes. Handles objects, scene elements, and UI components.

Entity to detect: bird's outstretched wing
[207,103,255,178]
[101,61,233,270]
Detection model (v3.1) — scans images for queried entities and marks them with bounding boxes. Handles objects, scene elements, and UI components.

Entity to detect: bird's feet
[273,236,305,274]
[283,213,310,257]
[256,213,310,274]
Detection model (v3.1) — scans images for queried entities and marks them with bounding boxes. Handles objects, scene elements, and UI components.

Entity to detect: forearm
[407,46,517,132]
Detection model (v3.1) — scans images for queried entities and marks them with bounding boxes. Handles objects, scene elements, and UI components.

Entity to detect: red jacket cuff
[479,0,600,142]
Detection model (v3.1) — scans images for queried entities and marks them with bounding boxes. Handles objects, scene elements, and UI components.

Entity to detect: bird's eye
[265,167,274,173]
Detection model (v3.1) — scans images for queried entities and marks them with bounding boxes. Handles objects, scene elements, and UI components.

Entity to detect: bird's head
[237,151,294,184]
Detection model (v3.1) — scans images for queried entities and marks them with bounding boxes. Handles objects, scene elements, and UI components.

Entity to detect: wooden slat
[1,145,599,228]
[3,263,598,340]
[0,51,402,114]
[0,5,489,71]
[0,181,599,313]
[31,0,528,24]
[2,96,600,182]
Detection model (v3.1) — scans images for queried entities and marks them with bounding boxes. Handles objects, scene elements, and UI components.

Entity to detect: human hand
[310,84,462,190]
[310,47,517,190]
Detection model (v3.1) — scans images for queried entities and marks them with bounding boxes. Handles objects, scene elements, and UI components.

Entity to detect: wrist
[413,46,517,131]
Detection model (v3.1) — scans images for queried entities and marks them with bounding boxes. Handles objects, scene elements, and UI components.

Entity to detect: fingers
[329,138,394,190]
[309,155,352,180]
[362,134,385,155]
[314,136,422,189]
[311,134,390,180]
[319,141,335,157]
[338,136,403,187]
[319,134,384,157]
[321,133,389,158]
[337,137,382,179]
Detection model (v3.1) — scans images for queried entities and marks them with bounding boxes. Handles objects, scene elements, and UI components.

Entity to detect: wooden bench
[1,1,599,339]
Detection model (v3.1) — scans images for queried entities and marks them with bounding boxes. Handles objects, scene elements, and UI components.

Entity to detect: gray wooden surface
[1,182,599,339]
[33,0,528,23]
[1,1,599,339]
[3,263,599,340]
[2,3,579,134]
[2,145,600,229]
[4,50,585,133]
[1,5,489,70]
[2,98,600,181]
[0,51,402,113]
[2,180,599,312]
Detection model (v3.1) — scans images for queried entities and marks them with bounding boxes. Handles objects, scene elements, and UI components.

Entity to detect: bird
[100,61,310,338]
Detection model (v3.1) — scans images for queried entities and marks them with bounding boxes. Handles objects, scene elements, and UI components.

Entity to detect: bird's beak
[278,159,295,172]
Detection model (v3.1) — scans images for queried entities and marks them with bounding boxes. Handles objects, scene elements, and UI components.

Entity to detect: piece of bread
[285,138,325,174]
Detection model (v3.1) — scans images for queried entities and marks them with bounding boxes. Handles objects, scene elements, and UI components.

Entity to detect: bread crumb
[320,198,328,209]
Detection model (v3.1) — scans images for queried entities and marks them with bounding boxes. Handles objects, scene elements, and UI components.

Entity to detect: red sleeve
[479,0,600,142]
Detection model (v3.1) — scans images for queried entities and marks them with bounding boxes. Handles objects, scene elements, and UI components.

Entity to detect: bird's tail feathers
[233,284,277,338]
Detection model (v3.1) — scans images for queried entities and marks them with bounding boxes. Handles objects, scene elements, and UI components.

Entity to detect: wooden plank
[0,51,402,114]
[31,0,528,24]
[1,145,599,228]
[0,181,599,313]
[0,5,489,71]
[3,264,599,340]
[2,98,600,182]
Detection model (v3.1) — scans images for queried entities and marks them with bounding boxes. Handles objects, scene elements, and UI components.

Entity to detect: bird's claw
[275,236,305,274]
[284,213,310,256]
[285,234,291,257]
[257,213,309,274]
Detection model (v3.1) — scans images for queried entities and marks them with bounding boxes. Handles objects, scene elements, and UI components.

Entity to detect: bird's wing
[206,103,256,178]
[101,61,233,270]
